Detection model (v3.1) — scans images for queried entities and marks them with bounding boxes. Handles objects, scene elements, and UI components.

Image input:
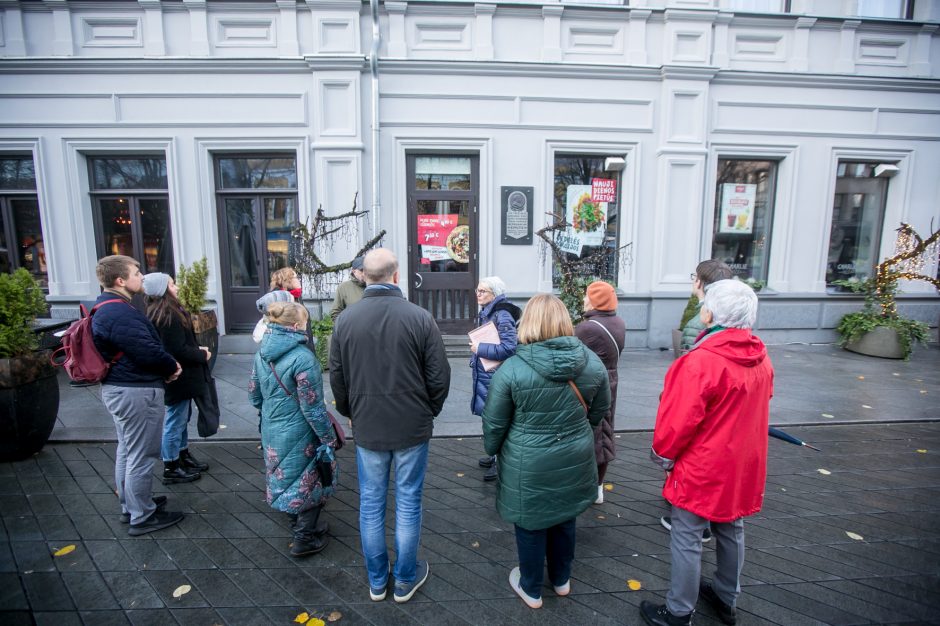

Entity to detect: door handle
[415,273,423,288]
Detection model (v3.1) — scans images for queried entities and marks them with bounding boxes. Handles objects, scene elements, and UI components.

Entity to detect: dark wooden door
[406,154,479,334]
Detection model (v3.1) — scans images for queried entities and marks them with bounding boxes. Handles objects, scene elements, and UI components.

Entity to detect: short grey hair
[702,279,758,329]
[479,276,507,297]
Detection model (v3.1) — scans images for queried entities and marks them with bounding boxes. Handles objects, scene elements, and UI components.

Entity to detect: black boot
[639,601,692,626]
[483,456,498,482]
[179,448,209,472]
[290,507,329,557]
[163,459,201,485]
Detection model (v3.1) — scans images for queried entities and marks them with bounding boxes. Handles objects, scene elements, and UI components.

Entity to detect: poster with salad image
[718,183,756,235]
[566,185,607,247]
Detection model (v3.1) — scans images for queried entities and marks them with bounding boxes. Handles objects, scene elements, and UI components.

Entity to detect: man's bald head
[363,248,399,284]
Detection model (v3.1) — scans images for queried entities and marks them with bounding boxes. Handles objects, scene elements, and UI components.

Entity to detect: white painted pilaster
[277,0,300,57]
[791,17,816,73]
[386,2,407,57]
[541,5,563,63]
[43,0,73,56]
[138,0,166,57]
[183,0,210,56]
[835,19,860,74]
[627,9,651,65]
[911,24,937,78]
[475,4,495,61]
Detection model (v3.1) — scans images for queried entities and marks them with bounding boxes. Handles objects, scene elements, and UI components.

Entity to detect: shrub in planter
[176,257,219,370]
[834,276,929,360]
[0,269,59,461]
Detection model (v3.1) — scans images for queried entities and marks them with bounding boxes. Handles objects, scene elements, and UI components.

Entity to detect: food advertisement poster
[417,214,469,264]
[718,183,756,234]
[566,185,607,247]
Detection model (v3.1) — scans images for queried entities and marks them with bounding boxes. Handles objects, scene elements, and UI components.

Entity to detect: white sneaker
[509,567,542,609]
[594,485,604,504]
[553,580,570,596]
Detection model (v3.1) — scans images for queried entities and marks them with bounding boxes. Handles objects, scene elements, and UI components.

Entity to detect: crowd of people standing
[87,250,773,626]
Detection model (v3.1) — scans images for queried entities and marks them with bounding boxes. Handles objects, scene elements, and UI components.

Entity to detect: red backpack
[51,299,127,384]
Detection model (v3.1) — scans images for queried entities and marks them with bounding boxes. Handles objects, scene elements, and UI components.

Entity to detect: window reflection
[218,157,297,189]
[826,162,889,288]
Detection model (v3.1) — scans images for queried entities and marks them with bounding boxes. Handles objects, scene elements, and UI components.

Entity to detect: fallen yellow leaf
[327,612,343,623]
[822,413,834,418]
[456,473,465,478]
[456,437,463,441]
[861,405,872,409]
[53,545,76,557]
[295,613,310,624]
[627,579,642,591]
[917,449,927,453]
[307,618,326,626]
[597,514,606,520]
[892,372,900,376]
[219,424,227,429]
[603,484,613,492]
[817,469,831,475]
[172,584,191,599]
[846,531,864,541]
[470,540,480,548]
[857,376,864,380]
[920,390,928,394]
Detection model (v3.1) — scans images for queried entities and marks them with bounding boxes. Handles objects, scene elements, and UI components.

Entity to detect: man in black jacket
[91,255,184,536]
[330,248,450,604]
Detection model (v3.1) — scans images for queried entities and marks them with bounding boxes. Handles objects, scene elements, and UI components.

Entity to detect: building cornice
[0,56,367,73]
[712,70,940,93]
[377,58,662,80]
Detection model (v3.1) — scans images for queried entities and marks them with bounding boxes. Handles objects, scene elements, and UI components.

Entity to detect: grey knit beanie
[142,273,171,298]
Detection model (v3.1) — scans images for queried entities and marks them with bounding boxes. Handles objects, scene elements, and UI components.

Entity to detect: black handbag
[194,376,220,437]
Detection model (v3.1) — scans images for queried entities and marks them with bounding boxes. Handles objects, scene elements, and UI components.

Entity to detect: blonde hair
[270,267,298,290]
[517,293,574,344]
[265,301,309,328]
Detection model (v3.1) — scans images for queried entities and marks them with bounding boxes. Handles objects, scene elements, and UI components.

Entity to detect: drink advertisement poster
[417,214,459,262]
[719,183,756,235]
[566,185,607,247]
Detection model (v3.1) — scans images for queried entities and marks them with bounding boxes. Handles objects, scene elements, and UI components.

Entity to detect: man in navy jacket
[91,255,183,535]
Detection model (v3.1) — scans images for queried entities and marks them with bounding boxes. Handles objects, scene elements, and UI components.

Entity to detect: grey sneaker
[393,560,429,603]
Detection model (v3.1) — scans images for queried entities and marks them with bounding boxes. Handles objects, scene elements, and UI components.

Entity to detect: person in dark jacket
[574,281,625,505]
[91,255,184,536]
[329,248,450,604]
[250,302,337,558]
[470,275,520,482]
[642,279,774,626]
[330,256,366,321]
[142,272,211,485]
[483,294,611,609]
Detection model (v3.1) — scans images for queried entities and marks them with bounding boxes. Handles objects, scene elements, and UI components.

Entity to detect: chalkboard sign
[500,186,533,245]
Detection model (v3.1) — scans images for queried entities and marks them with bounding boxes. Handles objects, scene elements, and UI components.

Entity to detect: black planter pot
[192,310,219,371]
[0,351,60,462]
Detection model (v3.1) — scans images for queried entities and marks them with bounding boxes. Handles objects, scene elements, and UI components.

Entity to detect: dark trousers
[513,518,577,598]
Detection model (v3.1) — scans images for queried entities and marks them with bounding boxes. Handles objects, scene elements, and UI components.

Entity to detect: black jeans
[513,518,577,598]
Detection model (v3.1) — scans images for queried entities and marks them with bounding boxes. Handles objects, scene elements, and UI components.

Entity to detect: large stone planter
[844,326,905,360]
[192,309,219,371]
[0,351,60,462]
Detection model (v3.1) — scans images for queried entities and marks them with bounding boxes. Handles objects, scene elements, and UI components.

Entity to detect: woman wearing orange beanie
[574,281,625,504]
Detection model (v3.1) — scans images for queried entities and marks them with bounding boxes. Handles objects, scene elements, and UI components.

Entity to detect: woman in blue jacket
[470,276,520,481]
[249,302,338,557]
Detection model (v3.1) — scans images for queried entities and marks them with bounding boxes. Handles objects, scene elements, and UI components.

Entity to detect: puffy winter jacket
[91,292,178,387]
[482,336,611,530]
[470,295,520,415]
[680,301,705,351]
[249,325,337,514]
[575,310,626,465]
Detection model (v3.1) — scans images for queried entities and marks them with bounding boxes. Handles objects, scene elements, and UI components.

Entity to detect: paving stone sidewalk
[2,422,939,625]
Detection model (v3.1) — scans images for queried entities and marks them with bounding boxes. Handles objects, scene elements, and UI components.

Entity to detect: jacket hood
[696,327,767,367]
[515,336,588,381]
[259,324,307,362]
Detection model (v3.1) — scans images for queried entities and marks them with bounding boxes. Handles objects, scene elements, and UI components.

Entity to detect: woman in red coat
[641,279,774,626]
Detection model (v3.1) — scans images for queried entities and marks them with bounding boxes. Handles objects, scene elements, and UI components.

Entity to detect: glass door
[406,154,479,334]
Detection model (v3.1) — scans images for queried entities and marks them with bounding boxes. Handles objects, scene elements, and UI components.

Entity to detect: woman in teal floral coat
[249,302,338,557]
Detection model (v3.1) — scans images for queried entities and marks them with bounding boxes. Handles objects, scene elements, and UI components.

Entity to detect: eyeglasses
[690,273,698,281]
[475,289,491,295]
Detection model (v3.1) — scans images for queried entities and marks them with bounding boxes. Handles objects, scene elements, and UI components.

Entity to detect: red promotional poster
[417,214,462,262]
[591,178,617,203]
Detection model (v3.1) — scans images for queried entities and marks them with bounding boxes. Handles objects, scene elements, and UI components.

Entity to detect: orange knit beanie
[586,281,617,311]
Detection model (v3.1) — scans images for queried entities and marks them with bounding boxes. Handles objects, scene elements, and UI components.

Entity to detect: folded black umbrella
[194,376,220,438]
[769,426,820,451]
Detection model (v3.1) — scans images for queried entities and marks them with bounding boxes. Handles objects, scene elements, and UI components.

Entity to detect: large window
[0,156,47,288]
[710,159,778,285]
[826,162,890,289]
[552,154,622,286]
[89,156,174,275]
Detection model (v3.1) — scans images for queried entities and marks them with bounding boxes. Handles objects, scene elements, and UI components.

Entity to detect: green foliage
[176,257,209,315]
[559,273,615,324]
[310,316,333,370]
[678,294,699,331]
[832,276,928,360]
[0,269,48,358]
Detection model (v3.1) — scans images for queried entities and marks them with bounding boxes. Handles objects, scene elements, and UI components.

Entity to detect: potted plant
[0,268,59,461]
[176,257,219,370]
[834,223,938,360]
[310,316,333,371]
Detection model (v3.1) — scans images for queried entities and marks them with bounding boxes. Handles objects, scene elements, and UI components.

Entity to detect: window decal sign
[719,183,756,234]
[417,214,460,261]
[591,178,617,203]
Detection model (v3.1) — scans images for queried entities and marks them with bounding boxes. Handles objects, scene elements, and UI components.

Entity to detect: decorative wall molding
[563,22,624,56]
[213,17,277,48]
[317,78,358,137]
[316,16,357,53]
[80,16,142,48]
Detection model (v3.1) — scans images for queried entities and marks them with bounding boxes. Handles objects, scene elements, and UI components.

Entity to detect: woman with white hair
[470,276,521,481]
[643,279,773,626]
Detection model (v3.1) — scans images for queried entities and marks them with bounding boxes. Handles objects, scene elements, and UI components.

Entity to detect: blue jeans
[161,400,191,462]
[514,518,577,598]
[356,441,429,588]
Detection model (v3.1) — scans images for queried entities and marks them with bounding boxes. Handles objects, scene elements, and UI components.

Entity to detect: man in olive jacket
[329,248,450,604]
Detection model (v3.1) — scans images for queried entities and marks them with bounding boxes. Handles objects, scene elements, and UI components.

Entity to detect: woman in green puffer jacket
[482,294,611,609]
[249,302,338,558]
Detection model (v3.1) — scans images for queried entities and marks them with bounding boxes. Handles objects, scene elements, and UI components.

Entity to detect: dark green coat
[482,336,611,530]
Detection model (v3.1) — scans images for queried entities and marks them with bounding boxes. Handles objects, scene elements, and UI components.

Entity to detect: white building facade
[1,0,938,346]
